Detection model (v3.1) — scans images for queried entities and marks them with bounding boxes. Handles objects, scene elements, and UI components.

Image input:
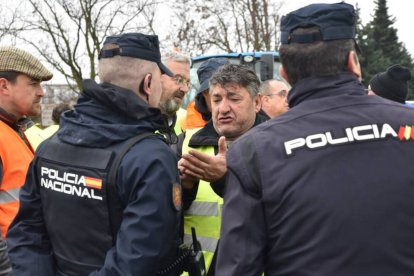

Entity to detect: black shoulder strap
[107,132,158,244]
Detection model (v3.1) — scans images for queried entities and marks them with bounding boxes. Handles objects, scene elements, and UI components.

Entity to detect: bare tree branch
[8,0,158,91]
[169,0,284,54]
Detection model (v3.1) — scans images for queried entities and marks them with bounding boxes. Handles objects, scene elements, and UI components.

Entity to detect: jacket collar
[288,72,366,108]
[0,107,33,148]
[0,106,19,130]
[82,79,163,122]
[58,80,166,147]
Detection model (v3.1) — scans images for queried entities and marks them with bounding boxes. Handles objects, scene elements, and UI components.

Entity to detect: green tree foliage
[356,0,414,99]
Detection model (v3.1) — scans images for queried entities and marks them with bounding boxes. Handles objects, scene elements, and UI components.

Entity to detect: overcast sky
[281,0,413,56]
[35,0,411,84]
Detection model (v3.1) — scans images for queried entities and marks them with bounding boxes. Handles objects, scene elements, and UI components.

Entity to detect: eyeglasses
[172,75,191,88]
[266,89,288,98]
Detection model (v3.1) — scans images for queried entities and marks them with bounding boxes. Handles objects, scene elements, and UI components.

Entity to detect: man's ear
[254,94,261,113]
[347,50,362,81]
[147,74,151,88]
[140,73,152,100]
[258,94,266,107]
[279,65,290,84]
[0,78,11,96]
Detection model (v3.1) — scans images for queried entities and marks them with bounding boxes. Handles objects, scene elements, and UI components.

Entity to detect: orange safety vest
[181,101,207,131]
[0,120,34,238]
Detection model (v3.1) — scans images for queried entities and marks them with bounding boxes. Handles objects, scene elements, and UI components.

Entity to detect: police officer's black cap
[99,32,173,77]
[281,2,356,45]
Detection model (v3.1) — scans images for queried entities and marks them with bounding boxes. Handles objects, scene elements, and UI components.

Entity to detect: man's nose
[37,87,45,97]
[180,84,189,93]
[219,98,231,113]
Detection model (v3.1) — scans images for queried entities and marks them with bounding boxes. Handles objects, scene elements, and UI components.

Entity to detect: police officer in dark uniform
[7,33,183,276]
[216,3,414,276]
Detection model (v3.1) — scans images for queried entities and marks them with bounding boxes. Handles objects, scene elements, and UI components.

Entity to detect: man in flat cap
[217,3,414,275]
[0,46,52,275]
[7,33,183,276]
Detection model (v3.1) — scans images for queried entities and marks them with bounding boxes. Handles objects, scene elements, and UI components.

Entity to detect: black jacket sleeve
[215,136,266,276]
[91,138,181,275]
[182,182,198,210]
[0,236,11,276]
[210,175,226,198]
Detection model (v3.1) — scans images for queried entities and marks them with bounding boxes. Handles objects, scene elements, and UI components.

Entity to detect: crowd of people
[0,2,413,276]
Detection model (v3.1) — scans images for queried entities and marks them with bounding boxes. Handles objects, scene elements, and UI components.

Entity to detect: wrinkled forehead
[166,60,190,77]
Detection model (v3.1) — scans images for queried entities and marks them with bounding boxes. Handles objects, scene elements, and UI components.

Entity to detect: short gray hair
[161,51,191,66]
[260,80,274,96]
[260,79,287,96]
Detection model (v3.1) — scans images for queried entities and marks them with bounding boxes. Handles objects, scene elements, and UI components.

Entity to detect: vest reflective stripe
[0,188,20,203]
[183,234,218,254]
[183,233,216,275]
[182,128,222,272]
[0,121,33,238]
[185,201,219,216]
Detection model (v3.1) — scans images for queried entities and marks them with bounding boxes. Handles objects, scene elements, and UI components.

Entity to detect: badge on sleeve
[172,183,182,211]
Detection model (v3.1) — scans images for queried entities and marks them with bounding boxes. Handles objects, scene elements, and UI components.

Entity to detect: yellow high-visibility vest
[42,124,59,140]
[24,123,45,151]
[181,128,223,274]
[175,108,187,135]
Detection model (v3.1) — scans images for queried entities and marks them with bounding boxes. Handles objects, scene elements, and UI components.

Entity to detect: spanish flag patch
[84,176,102,190]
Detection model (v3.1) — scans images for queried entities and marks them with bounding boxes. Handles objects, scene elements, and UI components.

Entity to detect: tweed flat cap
[0,47,53,81]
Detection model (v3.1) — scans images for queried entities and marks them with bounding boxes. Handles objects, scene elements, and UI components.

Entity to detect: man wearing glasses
[259,79,290,119]
[159,51,191,142]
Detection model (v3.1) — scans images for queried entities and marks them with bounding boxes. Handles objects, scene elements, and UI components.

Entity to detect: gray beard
[159,98,181,117]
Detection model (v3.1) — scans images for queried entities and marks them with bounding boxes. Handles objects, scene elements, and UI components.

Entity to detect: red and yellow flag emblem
[398,125,414,141]
[85,176,102,189]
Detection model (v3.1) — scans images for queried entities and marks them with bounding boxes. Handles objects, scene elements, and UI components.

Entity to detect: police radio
[156,227,206,276]
[187,227,207,276]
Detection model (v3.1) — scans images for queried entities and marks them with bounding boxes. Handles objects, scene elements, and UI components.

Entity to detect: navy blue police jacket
[216,73,414,276]
[7,80,181,275]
